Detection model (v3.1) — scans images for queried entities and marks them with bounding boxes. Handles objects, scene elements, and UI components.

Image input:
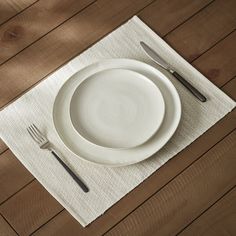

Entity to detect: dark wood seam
[0,0,216,68]
[0,0,160,155]
[187,29,236,63]
[29,208,65,236]
[28,128,235,236]
[0,0,98,67]
[0,148,8,156]
[0,0,158,111]
[220,76,236,88]
[0,27,235,229]
[0,0,40,27]
[102,128,236,235]
[220,76,236,89]
[162,0,215,38]
[0,0,235,232]
[0,0,226,111]
[0,179,35,206]
[176,185,236,235]
[0,211,19,236]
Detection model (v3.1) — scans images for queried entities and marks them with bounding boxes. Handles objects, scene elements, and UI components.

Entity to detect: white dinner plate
[53,59,181,166]
[70,68,165,149]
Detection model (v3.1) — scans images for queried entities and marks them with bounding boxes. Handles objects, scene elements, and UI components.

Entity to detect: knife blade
[140,41,207,102]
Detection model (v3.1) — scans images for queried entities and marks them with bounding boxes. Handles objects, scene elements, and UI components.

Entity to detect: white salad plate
[53,59,181,166]
[70,68,165,149]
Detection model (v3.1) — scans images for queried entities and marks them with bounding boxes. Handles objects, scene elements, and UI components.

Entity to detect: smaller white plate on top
[70,68,165,149]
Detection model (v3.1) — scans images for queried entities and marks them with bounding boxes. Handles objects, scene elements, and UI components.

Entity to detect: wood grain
[0,0,95,64]
[0,214,17,236]
[193,31,236,87]
[0,0,228,109]
[0,1,235,235]
[0,138,7,154]
[32,124,236,236]
[222,77,236,100]
[0,0,37,25]
[0,180,63,236]
[139,0,213,36]
[105,131,236,236]
[0,0,213,156]
[0,0,212,64]
[2,83,235,236]
[0,0,154,109]
[165,0,236,61]
[179,187,236,236]
[0,149,34,204]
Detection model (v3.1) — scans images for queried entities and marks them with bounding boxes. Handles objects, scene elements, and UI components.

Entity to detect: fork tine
[27,127,40,144]
[29,124,45,142]
[32,124,47,141]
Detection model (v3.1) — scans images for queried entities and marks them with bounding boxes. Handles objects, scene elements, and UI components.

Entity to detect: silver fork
[27,124,89,192]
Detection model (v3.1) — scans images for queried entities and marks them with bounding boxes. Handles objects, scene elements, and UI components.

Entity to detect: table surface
[0,0,235,235]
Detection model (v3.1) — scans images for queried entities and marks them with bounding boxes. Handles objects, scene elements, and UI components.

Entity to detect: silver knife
[140,41,207,102]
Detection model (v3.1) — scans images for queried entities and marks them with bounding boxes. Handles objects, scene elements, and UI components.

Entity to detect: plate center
[70,68,165,149]
[99,93,137,127]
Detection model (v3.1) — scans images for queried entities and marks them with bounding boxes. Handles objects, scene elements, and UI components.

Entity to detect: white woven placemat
[0,16,235,227]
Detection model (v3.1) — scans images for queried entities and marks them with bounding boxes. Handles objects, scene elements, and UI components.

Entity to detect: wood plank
[9,79,236,236]
[0,0,218,221]
[1,84,234,235]
[0,180,63,236]
[0,0,154,108]
[0,0,213,157]
[0,0,213,66]
[0,1,234,234]
[165,0,236,61]
[0,0,95,64]
[2,97,235,235]
[222,77,236,101]
[179,187,236,236]
[0,138,7,154]
[0,149,34,204]
[0,0,230,109]
[0,0,37,25]
[0,214,17,236]
[105,131,236,236]
[32,125,236,236]
[0,0,233,157]
[30,75,236,235]
[30,105,236,235]
[139,0,213,37]
[193,31,236,87]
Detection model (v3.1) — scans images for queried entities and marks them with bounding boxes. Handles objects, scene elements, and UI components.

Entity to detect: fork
[27,124,89,193]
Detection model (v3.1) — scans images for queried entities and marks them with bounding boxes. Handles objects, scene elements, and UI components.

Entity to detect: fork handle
[51,151,89,193]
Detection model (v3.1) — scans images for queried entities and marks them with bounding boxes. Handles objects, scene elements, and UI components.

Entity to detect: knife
[140,41,207,102]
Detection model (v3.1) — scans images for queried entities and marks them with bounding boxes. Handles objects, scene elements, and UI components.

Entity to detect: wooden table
[0,0,235,235]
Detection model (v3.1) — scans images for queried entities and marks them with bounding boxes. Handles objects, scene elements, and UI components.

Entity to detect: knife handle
[172,71,207,102]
